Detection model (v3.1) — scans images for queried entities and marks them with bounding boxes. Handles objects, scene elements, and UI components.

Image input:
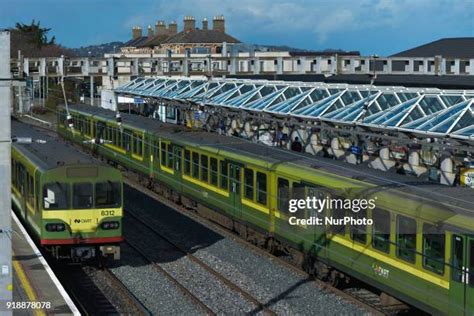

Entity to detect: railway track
[53,263,151,316]
[125,210,278,315]
[124,178,388,316]
[20,115,404,315]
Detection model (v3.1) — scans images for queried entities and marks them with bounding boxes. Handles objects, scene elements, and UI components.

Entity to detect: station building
[121,15,241,55]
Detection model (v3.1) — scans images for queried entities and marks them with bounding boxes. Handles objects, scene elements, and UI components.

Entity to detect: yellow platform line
[12,251,46,316]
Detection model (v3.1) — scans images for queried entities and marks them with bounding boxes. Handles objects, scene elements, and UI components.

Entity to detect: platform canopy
[116,77,474,140]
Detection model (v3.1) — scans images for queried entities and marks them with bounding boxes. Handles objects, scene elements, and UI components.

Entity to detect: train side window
[73,183,93,209]
[277,178,290,213]
[372,209,390,253]
[219,160,228,190]
[201,155,209,182]
[244,168,254,200]
[11,160,16,188]
[167,144,173,168]
[256,172,267,205]
[160,142,167,166]
[350,209,367,244]
[137,134,143,156]
[132,132,143,157]
[452,235,464,282]
[152,141,159,163]
[210,158,218,186]
[330,207,346,235]
[184,150,191,175]
[422,223,445,275]
[43,183,69,210]
[27,174,35,207]
[95,182,121,208]
[123,129,131,151]
[396,215,417,263]
[192,152,199,179]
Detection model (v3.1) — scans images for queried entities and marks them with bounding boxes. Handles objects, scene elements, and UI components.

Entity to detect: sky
[1,0,473,56]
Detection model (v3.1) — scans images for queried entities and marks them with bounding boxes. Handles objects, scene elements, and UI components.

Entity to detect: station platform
[11,212,79,316]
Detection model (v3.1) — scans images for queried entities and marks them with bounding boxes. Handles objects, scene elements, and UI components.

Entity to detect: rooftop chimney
[156,20,167,36]
[213,15,225,33]
[183,16,196,32]
[132,26,142,39]
[168,21,178,35]
[202,18,208,31]
[147,25,154,38]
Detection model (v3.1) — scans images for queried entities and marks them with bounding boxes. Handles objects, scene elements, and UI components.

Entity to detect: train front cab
[41,165,123,261]
[450,234,474,315]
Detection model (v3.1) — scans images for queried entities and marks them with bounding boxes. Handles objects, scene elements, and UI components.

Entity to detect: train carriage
[58,104,474,315]
[12,119,123,261]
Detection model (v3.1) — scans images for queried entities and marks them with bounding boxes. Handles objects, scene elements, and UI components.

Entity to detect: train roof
[65,104,474,215]
[12,119,98,170]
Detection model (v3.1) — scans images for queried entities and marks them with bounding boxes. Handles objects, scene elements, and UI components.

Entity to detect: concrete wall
[0,30,12,313]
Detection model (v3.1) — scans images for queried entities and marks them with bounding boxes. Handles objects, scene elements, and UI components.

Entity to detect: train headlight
[46,223,66,232]
[101,221,120,230]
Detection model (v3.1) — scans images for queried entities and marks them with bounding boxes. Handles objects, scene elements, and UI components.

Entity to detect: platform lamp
[370,54,379,86]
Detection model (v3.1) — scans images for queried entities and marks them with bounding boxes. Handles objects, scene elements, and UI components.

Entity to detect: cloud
[121,0,472,46]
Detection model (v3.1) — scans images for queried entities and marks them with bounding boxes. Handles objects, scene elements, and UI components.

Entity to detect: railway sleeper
[70,142,410,315]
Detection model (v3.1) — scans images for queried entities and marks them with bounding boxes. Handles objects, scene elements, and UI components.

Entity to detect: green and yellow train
[59,104,474,315]
[12,119,123,261]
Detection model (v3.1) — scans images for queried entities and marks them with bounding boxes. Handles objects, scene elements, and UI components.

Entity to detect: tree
[14,20,55,48]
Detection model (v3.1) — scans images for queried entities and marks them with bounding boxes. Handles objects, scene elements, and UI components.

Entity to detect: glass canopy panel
[397,92,419,102]
[418,96,445,115]
[308,89,330,102]
[266,91,311,113]
[410,100,470,131]
[259,85,278,97]
[328,88,343,95]
[440,95,464,106]
[210,85,242,103]
[225,87,262,107]
[208,83,237,99]
[450,104,473,132]
[283,87,302,99]
[430,116,460,133]
[239,85,256,95]
[375,93,399,110]
[340,91,362,105]
[293,92,342,117]
[452,126,474,137]
[325,94,378,122]
[177,82,207,98]
[245,90,283,110]
[364,99,417,124]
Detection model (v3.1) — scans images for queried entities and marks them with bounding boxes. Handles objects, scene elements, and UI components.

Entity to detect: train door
[173,145,182,188]
[18,164,27,219]
[229,163,242,219]
[467,238,474,314]
[450,234,474,315]
[306,185,327,257]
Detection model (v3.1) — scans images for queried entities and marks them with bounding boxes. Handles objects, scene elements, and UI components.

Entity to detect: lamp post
[370,54,379,86]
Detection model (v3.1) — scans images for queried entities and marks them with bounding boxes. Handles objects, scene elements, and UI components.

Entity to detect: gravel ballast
[124,184,369,315]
